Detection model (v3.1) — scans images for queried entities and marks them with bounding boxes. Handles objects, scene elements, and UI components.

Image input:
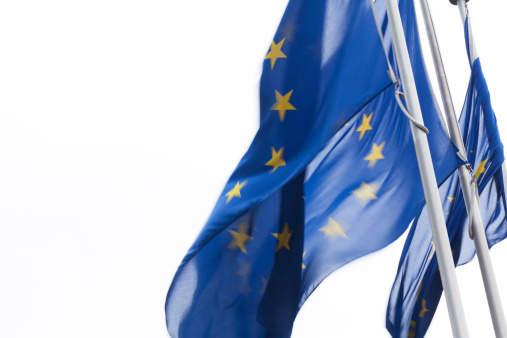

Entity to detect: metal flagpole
[384,0,469,336]
[419,0,507,336]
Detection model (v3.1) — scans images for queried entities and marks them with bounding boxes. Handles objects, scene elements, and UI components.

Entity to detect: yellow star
[447,196,456,202]
[265,147,286,172]
[415,280,423,301]
[319,217,348,239]
[364,141,385,168]
[351,182,379,205]
[271,90,296,122]
[271,223,292,251]
[429,241,436,260]
[475,157,489,181]
[408,321,417,338]
[419,299,430,318]
[302,251,307,269]
[228,223,253,254]
[265,38,287,70]
[356,112,373,140]
[225,181,247,203]
[234,261,251,277]
[234,261,252,294]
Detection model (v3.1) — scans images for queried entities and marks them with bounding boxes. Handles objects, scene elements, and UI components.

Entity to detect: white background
[0,0,506,337]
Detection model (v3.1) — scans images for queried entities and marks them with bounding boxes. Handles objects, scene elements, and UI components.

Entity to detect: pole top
[449,0,470,5]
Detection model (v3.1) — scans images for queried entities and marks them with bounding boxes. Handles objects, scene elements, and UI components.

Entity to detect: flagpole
[384,0,469,336]
[419,0,507,336]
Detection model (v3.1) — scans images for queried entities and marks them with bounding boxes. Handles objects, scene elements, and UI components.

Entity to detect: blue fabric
[165,1,461,337]
[386,17,506,338]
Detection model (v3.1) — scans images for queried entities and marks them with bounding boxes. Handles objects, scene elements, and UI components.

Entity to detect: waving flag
[386,16,507,338]
[165,0,461,336]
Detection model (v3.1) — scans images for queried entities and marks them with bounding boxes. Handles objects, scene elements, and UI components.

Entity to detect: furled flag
[386,16,507,338]
[166,0,461,337]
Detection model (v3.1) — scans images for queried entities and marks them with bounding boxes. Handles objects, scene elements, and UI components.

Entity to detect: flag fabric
[165,0,461,337]
[386,16,507,338]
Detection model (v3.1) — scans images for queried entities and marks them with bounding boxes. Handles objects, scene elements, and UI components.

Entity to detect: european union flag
[165,0,461,336]
[386,17,507,338]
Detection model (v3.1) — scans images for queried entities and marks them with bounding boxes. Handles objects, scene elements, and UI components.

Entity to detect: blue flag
[166,1,461,336]
[386,16,507,338]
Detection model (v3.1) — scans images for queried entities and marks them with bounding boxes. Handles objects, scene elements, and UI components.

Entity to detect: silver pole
[444,1,507,335]
[385,0,469,336]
